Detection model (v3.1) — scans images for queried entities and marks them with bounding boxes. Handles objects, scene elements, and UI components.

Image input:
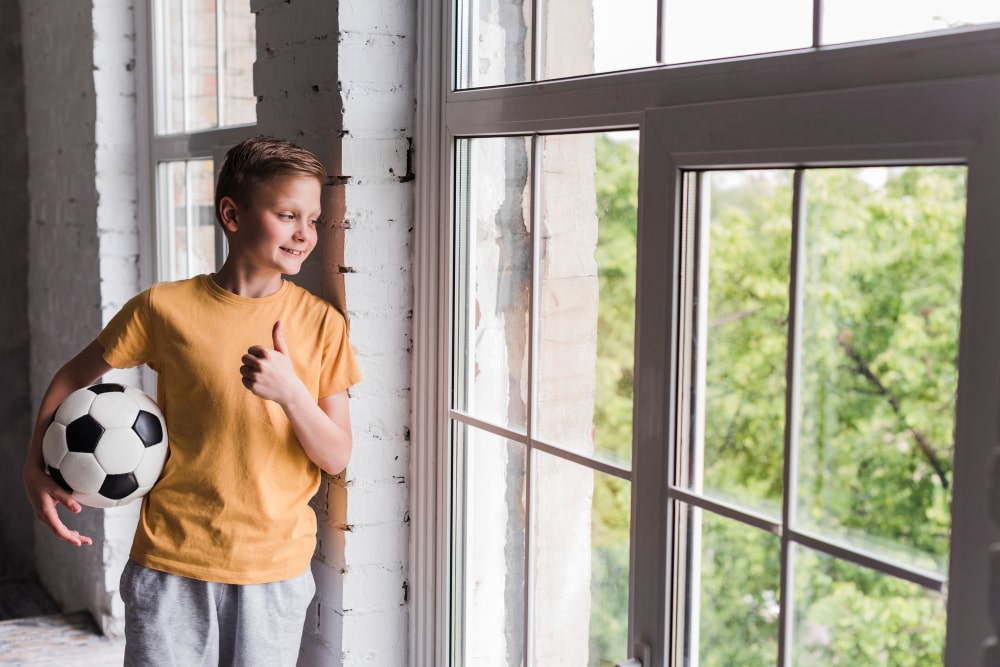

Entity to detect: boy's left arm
[241,320,352,475]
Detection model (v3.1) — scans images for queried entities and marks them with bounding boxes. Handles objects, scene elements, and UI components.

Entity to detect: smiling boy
[23,136,361,665]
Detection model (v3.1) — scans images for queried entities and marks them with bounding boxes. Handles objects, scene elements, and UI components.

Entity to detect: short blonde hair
[214,136,327,226]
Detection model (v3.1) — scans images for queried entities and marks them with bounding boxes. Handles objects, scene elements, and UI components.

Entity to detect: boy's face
[221,175,322,276]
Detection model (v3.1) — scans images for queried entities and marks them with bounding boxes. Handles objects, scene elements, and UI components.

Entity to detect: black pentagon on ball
[100,473,139,500]
[47,466,74,493]
[132,410,163,447]
[66,415,105,453]
[89,383,126,394]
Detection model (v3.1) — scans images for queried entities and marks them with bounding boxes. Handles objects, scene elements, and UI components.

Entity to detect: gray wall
[0,0,34,579]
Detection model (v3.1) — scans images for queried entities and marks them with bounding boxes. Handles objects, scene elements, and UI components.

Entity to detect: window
[413,3,1000,666]
[138,0,258,286]
[454,0,1000,87]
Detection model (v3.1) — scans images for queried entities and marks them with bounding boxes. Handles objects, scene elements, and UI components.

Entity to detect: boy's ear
[219,196,239,232]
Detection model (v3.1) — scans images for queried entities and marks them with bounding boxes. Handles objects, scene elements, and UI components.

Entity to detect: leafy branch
[836,330,949,490]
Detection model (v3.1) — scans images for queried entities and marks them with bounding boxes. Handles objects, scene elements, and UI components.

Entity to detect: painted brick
[253,38,340,94]
[341,606,408,658]
[256,1,338,52]
[342,562,407,609]
[338,0,415,36]
[338,31,412,85]
[342,83,414,132]
[343,522,409,567]
[343,480,409,526]
[342,135,409,178]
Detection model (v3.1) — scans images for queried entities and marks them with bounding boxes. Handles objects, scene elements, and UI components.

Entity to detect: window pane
[536,133,637,468]
[186,0,219,131]
[796,166,964,576]
[792,546,946,664]
[454,425,526,667]
[220,0,256,126]
[452,137,532,434]
[158,159,218,281]
[456,0,531,89]
[683,170,793,518]
[532,450,630,666]
[663,0,811,64]
[542,0,656,80]
[823,0,1000,45]
[679,507,781,667]
[156,0,256,133]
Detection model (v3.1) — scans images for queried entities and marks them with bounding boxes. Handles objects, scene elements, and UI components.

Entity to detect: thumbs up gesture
[241,320,303,405]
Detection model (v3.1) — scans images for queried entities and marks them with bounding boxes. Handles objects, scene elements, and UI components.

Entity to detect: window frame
[637,79,1000,666]
[412,7,1000,666]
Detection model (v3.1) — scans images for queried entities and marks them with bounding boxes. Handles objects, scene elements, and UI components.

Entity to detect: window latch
[615,642,651,667]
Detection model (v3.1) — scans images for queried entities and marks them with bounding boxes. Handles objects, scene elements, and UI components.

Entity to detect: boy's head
[215,136,327,227]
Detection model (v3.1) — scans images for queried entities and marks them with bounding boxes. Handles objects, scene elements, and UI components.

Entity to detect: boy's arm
[23,339,114,547]
[241,321,353,475]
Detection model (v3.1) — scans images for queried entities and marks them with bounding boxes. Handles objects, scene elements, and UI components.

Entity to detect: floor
[0,612,125,666]
[0,554,124,666]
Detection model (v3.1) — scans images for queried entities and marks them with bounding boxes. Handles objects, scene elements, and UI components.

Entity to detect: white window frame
[412,9,1000,667]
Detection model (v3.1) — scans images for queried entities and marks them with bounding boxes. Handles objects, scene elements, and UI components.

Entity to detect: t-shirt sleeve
[319,309,363,398]
[97,288,155,369]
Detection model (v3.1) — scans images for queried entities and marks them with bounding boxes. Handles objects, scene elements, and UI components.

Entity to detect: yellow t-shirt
[97,275,362,584]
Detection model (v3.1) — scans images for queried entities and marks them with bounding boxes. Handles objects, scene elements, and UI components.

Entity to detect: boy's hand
[23,464,93,547]
[241,321,307,407]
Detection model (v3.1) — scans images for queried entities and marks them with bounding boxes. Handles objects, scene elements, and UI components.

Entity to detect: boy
[23,136,361,665]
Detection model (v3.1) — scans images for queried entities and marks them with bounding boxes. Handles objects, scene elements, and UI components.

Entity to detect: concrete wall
[0,0,33,579]
[20,0,141,637]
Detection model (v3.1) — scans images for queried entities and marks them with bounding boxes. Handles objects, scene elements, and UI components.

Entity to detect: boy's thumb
[272,320,288,353]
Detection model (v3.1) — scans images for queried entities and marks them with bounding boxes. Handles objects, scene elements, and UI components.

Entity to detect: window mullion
[812,0,823,48]
[215,0,224,126]
[523,133,542,665]
[778,168,808,667]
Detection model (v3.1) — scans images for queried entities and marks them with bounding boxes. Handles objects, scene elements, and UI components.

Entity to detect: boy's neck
[211,262,285,298]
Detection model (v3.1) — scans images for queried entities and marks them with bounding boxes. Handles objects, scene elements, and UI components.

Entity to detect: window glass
[792,547,947,664]
[452,136,533,434]
[155,0,255,134]
[823,0,1000,45]
[456,0,531,88]
[680,170,793,519]
[536,133,638,468]
[680,507,781,667]
[454,425,526,666]
[158,159,218,281]
[542,0,656,80]
[796,166,963,576]
[532,450,630,666]
[662,0,811,64]
[679,164,963,663]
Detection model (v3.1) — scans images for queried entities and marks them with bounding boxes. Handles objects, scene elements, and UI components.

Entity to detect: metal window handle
[615,642,651,667]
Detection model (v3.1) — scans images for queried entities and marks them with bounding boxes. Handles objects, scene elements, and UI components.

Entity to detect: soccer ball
[42,383,168,508]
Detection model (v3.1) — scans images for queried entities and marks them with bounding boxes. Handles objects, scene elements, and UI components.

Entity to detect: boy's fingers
[41,499,90,546]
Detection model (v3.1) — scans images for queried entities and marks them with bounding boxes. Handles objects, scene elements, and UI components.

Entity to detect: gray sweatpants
[119,559,316,667]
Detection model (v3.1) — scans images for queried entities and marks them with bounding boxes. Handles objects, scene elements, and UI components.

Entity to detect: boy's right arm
[23,339,114,547]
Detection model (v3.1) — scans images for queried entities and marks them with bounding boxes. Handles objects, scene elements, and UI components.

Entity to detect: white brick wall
[253,1,415,664]
[20,0,414,657]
